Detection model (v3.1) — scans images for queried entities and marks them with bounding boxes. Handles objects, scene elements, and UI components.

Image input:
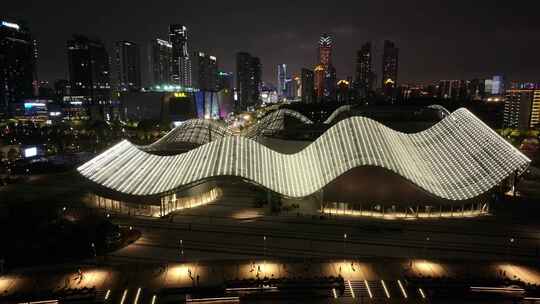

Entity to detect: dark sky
[5,0,540,86]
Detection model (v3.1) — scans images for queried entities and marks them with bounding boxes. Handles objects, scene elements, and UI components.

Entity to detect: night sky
[4,0,540,86]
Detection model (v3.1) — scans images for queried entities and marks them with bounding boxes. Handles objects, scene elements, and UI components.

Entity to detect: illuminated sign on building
[173,92,187,98]
[24,147,37,158]
[156,39,172,48]
[24,102,46,109]
[1,21,20,30]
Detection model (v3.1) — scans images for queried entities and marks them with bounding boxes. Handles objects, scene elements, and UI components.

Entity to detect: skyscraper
[67,35,111,108]
[491,75,505,95]
[217,71,233,92]
[382,40,399,97]
[301,68,315,103]
[114,41,141,92]
[324,65,337,99]
[0,20,36,115]
[192,51,218,91]
[148,38,172,86]
[318,34,332,67]
[169,24,191,88]
[236,52,261,111]
[314,64,325,98]
[277,64,287,99]
[354,42,373,97]
[316,33,336,100]
[217,71,234,117]
[504,89,540,130]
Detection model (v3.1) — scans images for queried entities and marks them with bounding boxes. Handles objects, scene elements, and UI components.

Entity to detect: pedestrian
[197,274,200,286]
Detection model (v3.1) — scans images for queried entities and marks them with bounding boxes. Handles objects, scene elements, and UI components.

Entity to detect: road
[109,207,540,263]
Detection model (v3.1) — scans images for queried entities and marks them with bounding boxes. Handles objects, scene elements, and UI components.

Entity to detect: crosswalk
[79,281,428,303]
[97,288,158,304]
[341,280,428,302]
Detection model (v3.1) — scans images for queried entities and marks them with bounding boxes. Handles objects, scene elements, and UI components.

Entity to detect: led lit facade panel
[144,109,313,151]
[78,108,530,201]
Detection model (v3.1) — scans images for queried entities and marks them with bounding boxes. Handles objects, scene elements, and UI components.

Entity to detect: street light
[343,233,347,264]
[425,236,430,258]
[263,236,267,264]
[507,237,515,260]
[180,239,184,261]
[91,242,96,262]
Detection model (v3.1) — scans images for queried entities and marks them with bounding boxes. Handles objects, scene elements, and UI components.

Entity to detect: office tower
[438,80,468,100]
[301,68,315,103]
[318,33,332,67]
[114,41,141,92]
[169,24,191,87]
[54,79,70,101]
[67,35,111,106]
[484,78,493,95]
[324,65,337,99]
[217,71,234,117]
[504,89,540,130]
[236,52,261,111]
[284,78,296,100]
[382,40,399,97]
[314,65,325,98]
[317,33,336,99]
[294,76,301,99]
[192,52,218,91]
[468,78,485,100]
[0,20,36,114]
[32,38,39,96]
[491,75,505,95]
[217,71,233,92]
[354,42,373,97]
[337,79,351,103]
[148,39,172,87]
[277,64,287,99]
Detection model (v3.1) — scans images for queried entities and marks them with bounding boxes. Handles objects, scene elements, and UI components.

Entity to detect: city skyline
[4,0,540,86]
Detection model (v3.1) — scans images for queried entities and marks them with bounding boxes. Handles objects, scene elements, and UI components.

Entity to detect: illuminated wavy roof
[142,109,313,151]
[78,108,530,201]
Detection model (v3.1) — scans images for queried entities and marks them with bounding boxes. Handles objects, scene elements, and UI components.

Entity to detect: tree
[7,148,19,161]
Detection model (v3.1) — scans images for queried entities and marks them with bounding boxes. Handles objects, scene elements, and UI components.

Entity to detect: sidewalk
[2,257,540,297]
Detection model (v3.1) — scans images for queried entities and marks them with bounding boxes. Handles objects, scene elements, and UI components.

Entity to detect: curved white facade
[78,108,530,201]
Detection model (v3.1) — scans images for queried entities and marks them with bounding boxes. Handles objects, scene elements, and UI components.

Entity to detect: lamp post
[180,239,184,261]
[91,242,96,264]
[508,237,515,261]
[343,233,347,263]
[424,236,430,258]
[263,236,267,264]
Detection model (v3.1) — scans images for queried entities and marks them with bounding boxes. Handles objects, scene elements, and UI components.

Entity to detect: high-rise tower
[114,41,141,92]
[169,24,192,87]
[318,34,332,68]
[148,38,172,86]
[236,52,261,111]
[0,20,36,115]
[277,64,287,99]
[67,35,111,105]
[382,40,399,97]
[316,33,336,100]
[354,42,373,97]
